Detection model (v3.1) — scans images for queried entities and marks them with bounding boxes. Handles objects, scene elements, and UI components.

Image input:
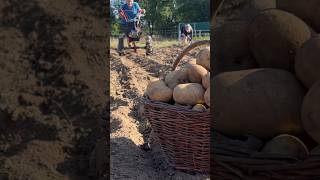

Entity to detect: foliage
[110,0,210,36]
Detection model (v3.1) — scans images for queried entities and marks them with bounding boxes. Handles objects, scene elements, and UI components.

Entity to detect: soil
[0,0,108,179]
[110,45,210,180]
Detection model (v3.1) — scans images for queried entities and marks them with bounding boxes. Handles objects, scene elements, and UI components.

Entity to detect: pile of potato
[213,0,320,157]
[146,47,210,112]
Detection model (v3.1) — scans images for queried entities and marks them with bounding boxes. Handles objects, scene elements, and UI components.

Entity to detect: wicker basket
[143,98,210,172]
[142,40,211,173]
[212,131,320,179]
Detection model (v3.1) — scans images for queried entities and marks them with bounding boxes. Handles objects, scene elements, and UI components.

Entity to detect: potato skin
[165,68,189,89]
[302,82,320,144]
[213,68,305,139]
[277,0,320,32]
[295,35,320,88]
[202,72,210,89]
[213,21,257,76]
[146,79,173,102]
[186,64,208,83]
[173,83,205,105]
[192,104,207,112]
[249,9,311,72]
[196,47,210,70]
[240,0,276,22]
[261,134,308,157]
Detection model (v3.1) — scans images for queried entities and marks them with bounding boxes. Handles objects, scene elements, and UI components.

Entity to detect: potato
[146,79,173,102]
[165,68,189,89]
[184,58,197,67]
[204,87,210,107]
[202,72,210,89]
[186,64,208,83]
[212,21,258,76]
[192,104,207,112]
[261,134,308,157]
[239,0,276,21]
[173,83,205,105]
[249,9,311,72]
[302,82,320,144]
[213,69,305,139]
[196,47,210,70]
[277,0,320,32]
[295,35,320,88]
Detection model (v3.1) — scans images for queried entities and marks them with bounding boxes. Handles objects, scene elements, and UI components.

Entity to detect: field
[0,0,107,179]
[110,45,210,179]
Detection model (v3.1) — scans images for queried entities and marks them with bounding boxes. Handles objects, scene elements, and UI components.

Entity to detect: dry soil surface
[110,46,210,180]
[0,0,108,179]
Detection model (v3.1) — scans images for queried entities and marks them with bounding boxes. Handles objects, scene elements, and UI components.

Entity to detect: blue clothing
[120,2,141,24]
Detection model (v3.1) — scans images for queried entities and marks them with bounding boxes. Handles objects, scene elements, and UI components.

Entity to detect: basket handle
[171,0,225,71]
[172,40,210,71]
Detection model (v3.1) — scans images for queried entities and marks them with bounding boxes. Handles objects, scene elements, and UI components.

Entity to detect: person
[118,0,145,47]
[180,24,193,45]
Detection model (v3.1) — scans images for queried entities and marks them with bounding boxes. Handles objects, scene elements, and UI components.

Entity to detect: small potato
[192,104,207,112]
[261,134,308,157]
[196,47,210,70]
[146,79,173,102]
[187,64,208,83]
[165,68,189,89]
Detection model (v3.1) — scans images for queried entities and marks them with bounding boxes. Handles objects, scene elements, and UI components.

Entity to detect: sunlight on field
[110,36,210,49]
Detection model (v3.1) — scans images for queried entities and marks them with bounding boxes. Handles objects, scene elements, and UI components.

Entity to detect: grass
[110,36,210,49]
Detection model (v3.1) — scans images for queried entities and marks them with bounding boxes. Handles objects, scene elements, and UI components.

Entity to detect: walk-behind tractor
[117,11,153,56]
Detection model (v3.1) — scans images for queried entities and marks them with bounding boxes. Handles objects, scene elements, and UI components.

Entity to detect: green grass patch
[110,36,210,49]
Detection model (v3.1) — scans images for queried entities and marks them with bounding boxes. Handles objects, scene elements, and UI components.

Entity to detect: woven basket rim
[142,96,210,115]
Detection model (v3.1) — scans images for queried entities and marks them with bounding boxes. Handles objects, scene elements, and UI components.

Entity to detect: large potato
[240,0,276,21]
[196,47,210,70]
[302,82,320,144]
[261,134,308,157]
[277,0,320,32]
[295,35,320,88]
[213,69,305,139]
[146,79,172,102]
[202,72,210,89]
[213,21,257,76]
[249,9,311,72]
[186,64,208,83]
[165,68,189,89]
[173,83,205,105]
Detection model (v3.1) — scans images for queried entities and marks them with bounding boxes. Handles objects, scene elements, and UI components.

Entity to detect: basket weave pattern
[143,98,210,172]
[212,131,320,179]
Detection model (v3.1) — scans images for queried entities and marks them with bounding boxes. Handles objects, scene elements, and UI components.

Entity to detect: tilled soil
[0,0,108,179]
